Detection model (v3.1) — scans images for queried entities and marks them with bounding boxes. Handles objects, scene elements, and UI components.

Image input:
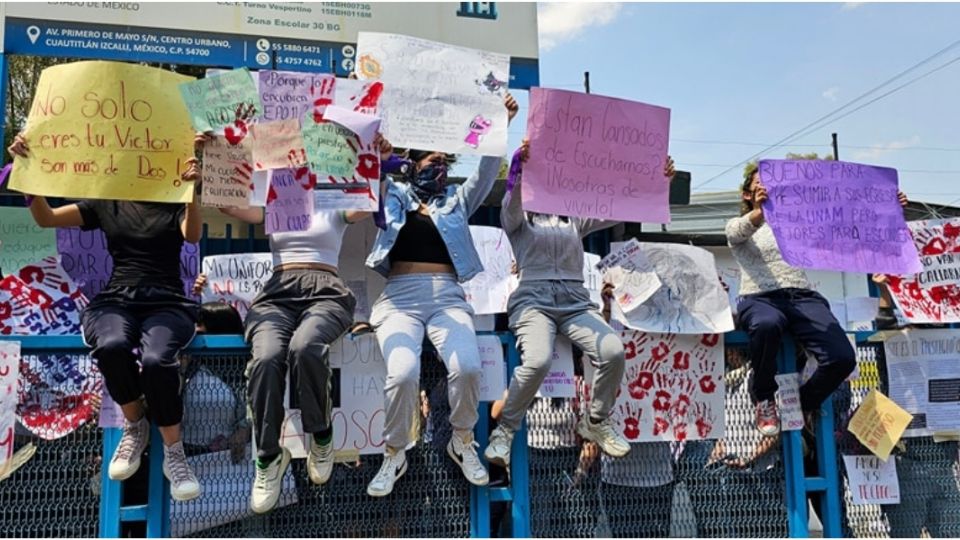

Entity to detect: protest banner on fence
[535,338,575,398]
[848,389,912,461]
[0,208,57,276]
[356,32,509,155]
[478,335,507,402]
[887,218,960,324]
[462,226,515,314]
[843,454,901,505]
[585,327,724,442]
[201,253,273,320]
[608,242,734,334]
[0,341,21,469]
[522,88,671,223]
[883,328,960,436]
[11,61,196,203]
[18,352,101,440]
[758,159,921,275]
[180,68,260,134]
[201,135,254,208]
[583,252,603,308]
[13,256,88,336]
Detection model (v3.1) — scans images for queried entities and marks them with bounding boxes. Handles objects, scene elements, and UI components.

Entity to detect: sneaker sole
[366,460,407,498]
[250,449,292,514]
[447,443,489,487]
[576,422,630,458]
[171,485,202,502]
[307,461,334,486]
[483,448,509,469]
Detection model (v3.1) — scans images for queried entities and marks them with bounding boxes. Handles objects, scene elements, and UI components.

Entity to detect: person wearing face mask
[484,140,675,469]
[364,93,519,497]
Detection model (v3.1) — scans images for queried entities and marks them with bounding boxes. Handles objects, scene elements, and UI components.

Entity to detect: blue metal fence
[0,331,850,538]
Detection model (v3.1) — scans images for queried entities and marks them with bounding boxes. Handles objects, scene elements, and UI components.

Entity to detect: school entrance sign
[0,2,539,88]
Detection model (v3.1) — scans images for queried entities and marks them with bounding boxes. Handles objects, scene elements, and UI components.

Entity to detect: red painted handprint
[700,334,720,348]
[622,330,649,362]
[652,415,670,436]
[694,403,716,439]
[619,402,642,440]
[224,103,256,145]
[671,377,695,418]
[309,79,335,123]
[673,350,690,371]
[652,373,672,412]
[695,346,718,394]
[672,411,688,442]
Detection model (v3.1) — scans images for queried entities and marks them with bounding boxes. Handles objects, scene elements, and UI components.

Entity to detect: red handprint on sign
[619,402,642,441]
[694,403,716,438]
[700,334,720,348]
[224,103,257,145]
[650,336,676,363]
[652,415,669,437]
[309,79,335,123]
[621,330,649,361]
[286,148,307,168]
[673,350,690,371]
[672,411,688,442]
[652,373,672,412]
[671,377,695,418]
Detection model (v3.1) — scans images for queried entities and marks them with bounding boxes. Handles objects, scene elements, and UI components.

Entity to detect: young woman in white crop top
[218,135,393,514]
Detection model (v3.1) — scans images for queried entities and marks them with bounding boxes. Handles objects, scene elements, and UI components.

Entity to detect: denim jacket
[366,155,501,282]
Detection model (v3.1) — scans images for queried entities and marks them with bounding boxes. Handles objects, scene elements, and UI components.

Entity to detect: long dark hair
[198,302,243,335]
[739,163,759,216]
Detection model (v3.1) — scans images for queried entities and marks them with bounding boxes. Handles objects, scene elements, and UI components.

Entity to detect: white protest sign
[201,253,274,320]
[462,226,516,314]
[536,337,575,398]
[598,239,662,312]
[356,32,509,156]
[775,372,804,431]
[278,334,386,457]
[0,341,21,470]
[583,252,603,308]
[478,335,507,402]
[883,329,960,436]
[843,454,901,505]
[609,242,735,335]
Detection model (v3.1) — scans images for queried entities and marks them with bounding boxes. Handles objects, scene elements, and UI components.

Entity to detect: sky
[474,2,960,208]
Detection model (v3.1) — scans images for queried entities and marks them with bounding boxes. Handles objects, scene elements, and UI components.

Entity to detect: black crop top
[389,211,454,265]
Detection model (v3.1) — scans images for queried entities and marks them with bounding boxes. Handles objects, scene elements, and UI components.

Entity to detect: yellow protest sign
[848,389,913,461]
[10,61,196,203]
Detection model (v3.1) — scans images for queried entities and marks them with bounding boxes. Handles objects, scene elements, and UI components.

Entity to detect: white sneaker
[483,426,514,468]
[448,432,489,486]
[307,437,334,486]
[163,441,201,502]
[367,447,407,497]
[108,417,150,481]
[250,447,291,514]
[577,416,630,458]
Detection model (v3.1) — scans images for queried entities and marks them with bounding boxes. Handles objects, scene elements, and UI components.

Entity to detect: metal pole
[584,71,590,94]
[831,133,839,160]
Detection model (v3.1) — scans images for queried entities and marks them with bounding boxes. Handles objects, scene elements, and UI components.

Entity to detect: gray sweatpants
[499,280,625,432]
[245,269,355,460]
[370,274,481,450]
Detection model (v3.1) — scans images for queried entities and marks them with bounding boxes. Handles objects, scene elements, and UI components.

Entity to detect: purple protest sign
[258,70,335,122]
[265,168,313,234]
[522,88,671,223]
[759,159,922,275]
[57,227,199,299]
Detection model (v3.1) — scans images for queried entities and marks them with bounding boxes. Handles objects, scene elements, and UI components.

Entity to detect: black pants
[244,269,355,460]
[738,288,856,411]
[82,285,197,427]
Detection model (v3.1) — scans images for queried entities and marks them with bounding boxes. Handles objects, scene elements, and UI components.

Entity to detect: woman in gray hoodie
[483,140,674,467]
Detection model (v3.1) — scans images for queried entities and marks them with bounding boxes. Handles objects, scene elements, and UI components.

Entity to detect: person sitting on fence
[725,164,908,436]
[364,93,519,497]
[215,134,394,513]
[8,133,204,501]
[483,138,675,467]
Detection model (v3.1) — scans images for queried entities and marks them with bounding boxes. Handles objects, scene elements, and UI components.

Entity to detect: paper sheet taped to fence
[0,341,21,470]
[462,226,515,314]
[585,327,725,442]
[887,218,960,324]
[883,328,960,437]
[12,61,196,203]
[356,32,509,156]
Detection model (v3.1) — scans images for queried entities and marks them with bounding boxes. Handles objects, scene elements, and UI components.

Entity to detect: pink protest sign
[522,88,671,223]
[759,159,921,275]
[265,168,313,234]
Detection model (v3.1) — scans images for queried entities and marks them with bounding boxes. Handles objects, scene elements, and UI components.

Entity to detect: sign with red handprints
[0,341,20,468]
[584,326,725,442]
[887,218,960,324]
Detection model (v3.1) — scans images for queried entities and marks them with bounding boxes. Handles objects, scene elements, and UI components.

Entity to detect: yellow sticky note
[847,389,913,461]
[11,61,196,203]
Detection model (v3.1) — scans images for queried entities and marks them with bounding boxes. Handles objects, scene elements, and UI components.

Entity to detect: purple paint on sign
[758,159,922,275]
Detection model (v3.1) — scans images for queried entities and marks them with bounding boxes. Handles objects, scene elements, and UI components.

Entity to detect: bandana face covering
[410,161,448,201]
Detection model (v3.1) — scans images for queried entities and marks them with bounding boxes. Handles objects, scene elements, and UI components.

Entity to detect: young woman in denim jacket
[365,94,518,497]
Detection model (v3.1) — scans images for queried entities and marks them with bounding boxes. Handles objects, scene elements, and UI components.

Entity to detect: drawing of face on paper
[464,115,493,148]
[475,71,507,95]
[358,54,383,79]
